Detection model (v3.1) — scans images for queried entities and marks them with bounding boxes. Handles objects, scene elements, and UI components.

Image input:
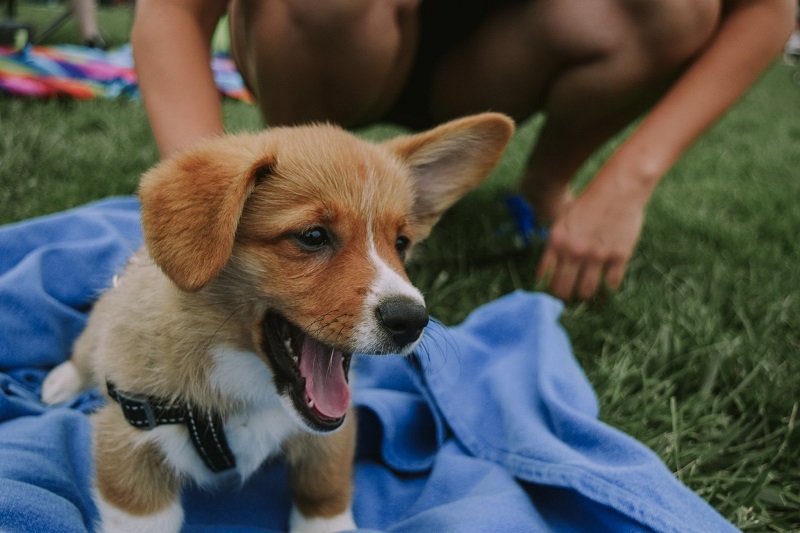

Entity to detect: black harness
[106,381,237,473]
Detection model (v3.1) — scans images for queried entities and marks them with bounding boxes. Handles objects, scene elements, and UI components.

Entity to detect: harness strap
[106,381,237,473]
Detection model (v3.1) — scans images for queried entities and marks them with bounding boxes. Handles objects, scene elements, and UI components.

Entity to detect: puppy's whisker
[319,320,347,348]
[303,312,342,337]
[413,319,459,376]
[327,348,335,378]
[334,323,347,347]
[203,303,248,352]
[304,311,338,332]
[303,312,351,346]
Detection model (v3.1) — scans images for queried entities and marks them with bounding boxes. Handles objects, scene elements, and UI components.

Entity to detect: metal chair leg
[33,8,74,44]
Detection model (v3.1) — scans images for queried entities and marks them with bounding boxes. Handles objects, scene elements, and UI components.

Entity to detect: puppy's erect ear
[383,112,514,240]
[138,136,275,291]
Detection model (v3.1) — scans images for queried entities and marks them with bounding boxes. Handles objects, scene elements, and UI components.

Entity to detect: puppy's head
[139,113,513,432]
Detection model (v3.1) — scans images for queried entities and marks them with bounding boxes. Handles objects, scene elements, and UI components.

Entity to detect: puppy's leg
[41,325,98,404]
[92,407,183,533]
[285,414,357,533]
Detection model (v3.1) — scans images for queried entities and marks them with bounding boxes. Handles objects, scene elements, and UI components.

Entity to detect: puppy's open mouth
[262,312,352,432]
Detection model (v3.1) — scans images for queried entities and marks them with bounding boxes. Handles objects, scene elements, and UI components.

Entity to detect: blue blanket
[0,198,737,532]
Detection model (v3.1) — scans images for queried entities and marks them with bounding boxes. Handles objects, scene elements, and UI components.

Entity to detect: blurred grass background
[2,2,800,530]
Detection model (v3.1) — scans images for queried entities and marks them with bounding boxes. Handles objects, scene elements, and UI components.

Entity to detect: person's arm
[132,0,230,158]
[538,0,796,300]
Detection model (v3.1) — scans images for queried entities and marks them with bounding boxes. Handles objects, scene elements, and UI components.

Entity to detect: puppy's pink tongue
[299,337,350,419]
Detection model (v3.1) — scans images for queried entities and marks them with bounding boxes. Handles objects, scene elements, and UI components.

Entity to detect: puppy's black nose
[377,299,429,348]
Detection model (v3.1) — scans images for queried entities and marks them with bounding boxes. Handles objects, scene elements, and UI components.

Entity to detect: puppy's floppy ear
[383,112,514,240]
[139,136,276,291]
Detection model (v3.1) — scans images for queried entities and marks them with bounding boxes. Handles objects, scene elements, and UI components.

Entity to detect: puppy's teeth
[307,399,314,409]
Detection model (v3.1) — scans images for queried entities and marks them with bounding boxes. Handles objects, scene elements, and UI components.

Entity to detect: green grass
[2,5,800,530]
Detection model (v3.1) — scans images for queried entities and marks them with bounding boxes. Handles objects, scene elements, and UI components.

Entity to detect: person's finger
[549,257,581,301]
[576,260,603,300]
[604,257,628,291]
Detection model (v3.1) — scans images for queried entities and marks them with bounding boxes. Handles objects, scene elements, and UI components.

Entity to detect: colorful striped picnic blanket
[0,43,252,101]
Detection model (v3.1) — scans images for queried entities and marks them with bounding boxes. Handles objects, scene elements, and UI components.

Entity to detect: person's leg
[229,0,721,219]
[229,0,420,127]
[426,0,722,223]
[70,0,104,47]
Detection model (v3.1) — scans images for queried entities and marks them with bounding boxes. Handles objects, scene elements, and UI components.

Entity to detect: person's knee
[231,0,420,127]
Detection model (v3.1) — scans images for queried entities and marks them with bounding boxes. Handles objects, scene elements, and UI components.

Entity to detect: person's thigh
[229,0,420,127]
[429,0,721,130]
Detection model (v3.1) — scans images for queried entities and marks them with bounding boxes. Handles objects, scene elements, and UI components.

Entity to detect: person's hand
[535,176,646,301]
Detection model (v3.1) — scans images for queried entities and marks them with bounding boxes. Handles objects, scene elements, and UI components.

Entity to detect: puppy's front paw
[289,506,356,533]
[96,495,184,533]
[41,361,85,404]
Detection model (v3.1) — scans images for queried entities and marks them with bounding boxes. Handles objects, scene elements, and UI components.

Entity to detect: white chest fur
[143,347,300,488]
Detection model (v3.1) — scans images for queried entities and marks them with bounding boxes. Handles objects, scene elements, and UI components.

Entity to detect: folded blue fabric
[0,198,737,532]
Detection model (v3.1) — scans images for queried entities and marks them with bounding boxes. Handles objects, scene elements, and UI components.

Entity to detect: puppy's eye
[295,227,330,249]
[395,235,411,260]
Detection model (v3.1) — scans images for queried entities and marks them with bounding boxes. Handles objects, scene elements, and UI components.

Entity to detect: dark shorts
[382,0,525,129]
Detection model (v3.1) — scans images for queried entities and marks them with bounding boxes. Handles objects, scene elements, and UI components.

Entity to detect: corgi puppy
[41,113,513,532]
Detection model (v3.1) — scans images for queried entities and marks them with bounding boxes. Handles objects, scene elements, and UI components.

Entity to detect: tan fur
[93,406,181,516]
[284,412,357,518]
[54,113,513,526]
